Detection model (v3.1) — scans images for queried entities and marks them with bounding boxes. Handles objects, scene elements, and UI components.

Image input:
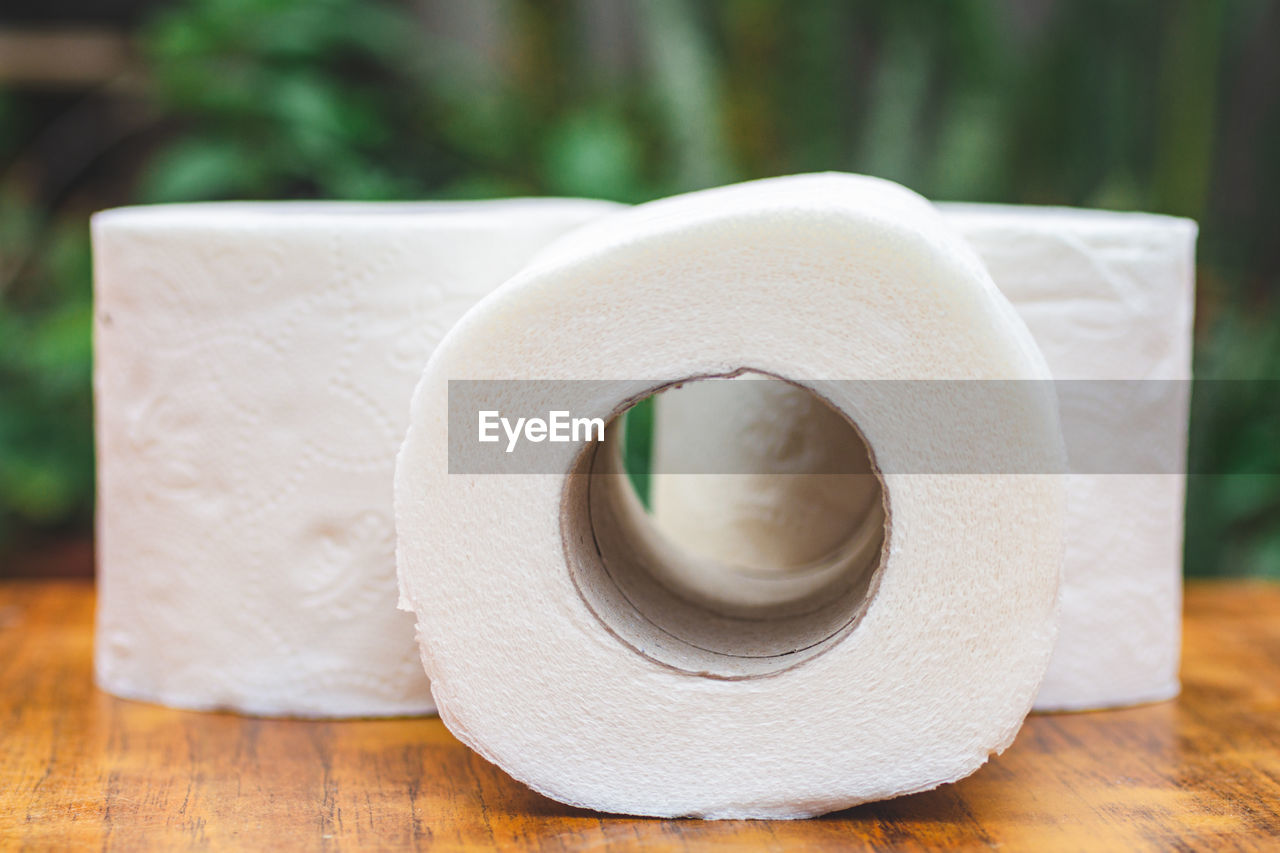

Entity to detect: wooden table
[1,581,1277,851]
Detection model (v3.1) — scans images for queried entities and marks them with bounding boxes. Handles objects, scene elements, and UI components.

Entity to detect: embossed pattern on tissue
[94,203,621,716]
[95,216,601,716]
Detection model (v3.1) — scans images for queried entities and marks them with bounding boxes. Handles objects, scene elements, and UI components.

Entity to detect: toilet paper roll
[396,174,1067,818]
[652,203,1196,712]
[93,198,619,717]
[944,205,1195,711]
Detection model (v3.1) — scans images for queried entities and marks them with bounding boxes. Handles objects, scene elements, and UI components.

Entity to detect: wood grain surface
[1,580,1277,851]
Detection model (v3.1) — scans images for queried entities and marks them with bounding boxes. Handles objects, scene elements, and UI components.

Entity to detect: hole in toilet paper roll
[560,371,888,679]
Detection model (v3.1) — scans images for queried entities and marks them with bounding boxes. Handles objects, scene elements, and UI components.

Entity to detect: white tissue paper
[653,203,1196,712]
[396,174,1067,818]
[943,205,1195,710]
[93,199,619,717]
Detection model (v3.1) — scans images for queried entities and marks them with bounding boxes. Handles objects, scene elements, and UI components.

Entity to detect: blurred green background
[0,0,1277,578]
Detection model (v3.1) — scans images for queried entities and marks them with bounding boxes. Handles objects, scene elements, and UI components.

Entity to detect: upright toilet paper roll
[396,174,1067,818]
[93,199,618,717]
[944,205,1195,710]
[652,203,1196,712]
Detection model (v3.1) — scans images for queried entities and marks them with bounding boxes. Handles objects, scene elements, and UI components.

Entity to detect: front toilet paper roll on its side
[651,204,1196,712]
[396,173,1067,819]
[93,199,619,718]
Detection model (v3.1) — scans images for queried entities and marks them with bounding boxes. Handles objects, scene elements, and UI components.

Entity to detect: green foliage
[1186,309,1280,579]
[623,396,655,509]
[140,0,431,200]
[138,0,664,203]
[0,0,1277,575]
[0,206,94,548]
